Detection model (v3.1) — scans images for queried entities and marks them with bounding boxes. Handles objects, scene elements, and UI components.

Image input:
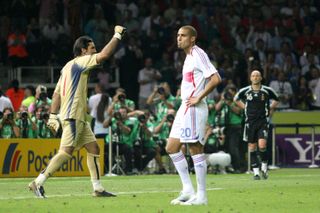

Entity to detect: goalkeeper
[28,26,126,198]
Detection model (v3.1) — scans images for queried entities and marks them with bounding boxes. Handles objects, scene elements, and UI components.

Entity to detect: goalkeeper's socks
[169,151,194,194]
[35,173,47,186]
[92,180,105,192]
[43,151,72,179]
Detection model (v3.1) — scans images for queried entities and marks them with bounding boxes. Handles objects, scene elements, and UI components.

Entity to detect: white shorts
[169,101,208,145]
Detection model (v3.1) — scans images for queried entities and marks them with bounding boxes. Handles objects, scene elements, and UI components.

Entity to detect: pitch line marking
[0,188,223,200]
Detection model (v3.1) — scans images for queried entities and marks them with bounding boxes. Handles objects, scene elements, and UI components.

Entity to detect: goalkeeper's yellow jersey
[54,54,99,122]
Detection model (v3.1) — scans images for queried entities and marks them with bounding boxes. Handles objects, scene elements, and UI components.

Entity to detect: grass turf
[0,169,319,213]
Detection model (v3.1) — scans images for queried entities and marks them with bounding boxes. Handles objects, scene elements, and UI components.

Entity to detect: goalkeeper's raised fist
[113,25,126,40]
[47,113,60,135]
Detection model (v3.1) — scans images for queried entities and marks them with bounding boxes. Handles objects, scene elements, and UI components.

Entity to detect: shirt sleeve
[194,49,217,78]
[76,54,99,74]
[234,88,246,101]
[267,87,279,101]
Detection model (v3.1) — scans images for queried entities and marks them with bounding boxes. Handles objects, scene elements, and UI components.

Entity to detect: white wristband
[113,32,122,40]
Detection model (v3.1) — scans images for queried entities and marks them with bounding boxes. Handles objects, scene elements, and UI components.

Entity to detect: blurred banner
[276,134,320,167]
[0,139,104,177]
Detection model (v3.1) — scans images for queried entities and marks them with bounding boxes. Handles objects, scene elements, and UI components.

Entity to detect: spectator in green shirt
[107,88,135,116]
[16,105,37,138]
[33,107,54,138]
[0,107,20,138]
[215,86,244,173]
[105,106,136,174]
[153,109,176,174]
[132,109,156,172]
[146,82,176,123]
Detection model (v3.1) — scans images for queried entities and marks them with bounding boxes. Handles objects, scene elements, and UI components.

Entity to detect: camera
[39,92,47,101]
[40,112,49,120]
[6,112,14,120]
[212,127,225,135]
[21,111,28,120]
[223,91,233,101]
[166,114,175,122]
[113,111,122,120]
[138,114,146,123]
[157,87,165,95]
[118,94,125,102]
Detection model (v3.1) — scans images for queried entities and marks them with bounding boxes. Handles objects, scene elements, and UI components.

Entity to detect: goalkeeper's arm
[50,92,61,114]
[96,25,126,64]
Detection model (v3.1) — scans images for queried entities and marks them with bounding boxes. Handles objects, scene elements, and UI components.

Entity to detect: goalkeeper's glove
[113,25,126,40]
[47,113,60,135]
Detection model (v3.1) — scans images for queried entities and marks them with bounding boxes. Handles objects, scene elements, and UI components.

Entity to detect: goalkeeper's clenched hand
[47,113,60,135]
[113,25,126,40]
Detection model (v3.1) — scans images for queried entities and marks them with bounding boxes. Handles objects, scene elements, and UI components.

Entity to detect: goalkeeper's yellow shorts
[60,119,96,150]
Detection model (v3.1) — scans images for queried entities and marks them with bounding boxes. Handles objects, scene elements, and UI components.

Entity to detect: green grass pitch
[0,169,319,213]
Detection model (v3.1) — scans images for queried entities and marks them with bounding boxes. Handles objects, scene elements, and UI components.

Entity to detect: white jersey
[181,45,217,101]
[169,45,218,144]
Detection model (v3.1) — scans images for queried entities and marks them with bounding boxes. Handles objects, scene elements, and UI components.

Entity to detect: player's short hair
[73,36,93,57]
[181,25,197,38]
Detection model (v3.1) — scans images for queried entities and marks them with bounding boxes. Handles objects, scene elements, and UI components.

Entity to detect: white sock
[169,151,194,194]
[92,179,105,192]
[261,162,268,172]
[35,173,47,186]
[192,154,207,200]
[253,167,260,176]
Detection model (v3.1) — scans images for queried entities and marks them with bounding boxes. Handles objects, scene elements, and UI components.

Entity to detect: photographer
[105,107,136,174]
[131,110,156,173]
[33,107,54,138]
[215,86,244,173]
[28,85,52,113]
[0,107,20,138]
[204,124,231,174]
[153,109,176,174]
[107,88,135,116]
[146,82,176,122]
[16,106,37,138]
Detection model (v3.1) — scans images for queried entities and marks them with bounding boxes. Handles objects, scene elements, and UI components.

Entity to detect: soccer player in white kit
[166,25,221,205]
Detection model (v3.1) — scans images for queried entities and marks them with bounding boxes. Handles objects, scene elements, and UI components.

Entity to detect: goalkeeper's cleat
[180,195,208,206]
[261,170,268,180]
[93,190,116,197]
[28,181,46,198]
[170,191,194,205]
[253,175,261,180]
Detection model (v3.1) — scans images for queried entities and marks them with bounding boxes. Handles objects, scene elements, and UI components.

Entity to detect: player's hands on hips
[47,113,60,135]
[113,25,126,40]
[186,96,201,107]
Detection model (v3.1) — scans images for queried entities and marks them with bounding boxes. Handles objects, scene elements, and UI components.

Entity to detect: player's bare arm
[186,73,221,107]
[269,100,279,116]
[96,26,126,64]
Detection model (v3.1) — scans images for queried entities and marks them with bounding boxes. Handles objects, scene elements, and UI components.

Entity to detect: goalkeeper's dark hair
[96,93,110,123]
[73,36,93,57]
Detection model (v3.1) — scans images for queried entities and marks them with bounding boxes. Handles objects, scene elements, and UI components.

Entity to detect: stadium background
[0,0,320,177]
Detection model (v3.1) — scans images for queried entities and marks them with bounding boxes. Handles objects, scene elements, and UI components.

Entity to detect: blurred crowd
[0,0,319,109]
[1,0,320,174]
